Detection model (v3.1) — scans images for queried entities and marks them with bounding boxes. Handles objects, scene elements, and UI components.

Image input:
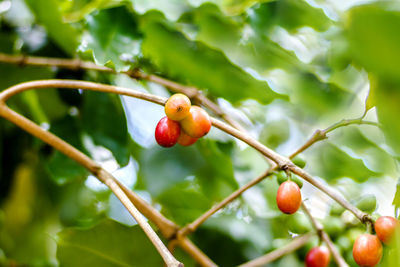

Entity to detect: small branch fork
[0,54,380,266]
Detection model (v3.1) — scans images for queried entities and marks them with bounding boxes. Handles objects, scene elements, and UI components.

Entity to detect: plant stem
[210,118,371,222]
[0,80,221,267]
[0,79,377,266]
[301,203,349,267]
[0,53,245,131]
[0,105,182,267]
[237,233,315,267]
[289,119,379,159]
[179,115,378,237]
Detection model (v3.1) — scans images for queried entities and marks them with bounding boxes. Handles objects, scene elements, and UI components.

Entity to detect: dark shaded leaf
[24,0,79,55]
[81,91,130,166]
[347,4,400,83]
[57,219,163,267]
[157,181,211,225]
[46,116,88,184]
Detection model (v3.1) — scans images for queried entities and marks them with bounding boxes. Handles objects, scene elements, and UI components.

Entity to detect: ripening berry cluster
[351,216,398,267]
[274,169,400,267]
[155,93,212,148]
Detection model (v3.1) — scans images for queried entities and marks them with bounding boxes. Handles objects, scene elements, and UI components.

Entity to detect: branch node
[17,55,27,67]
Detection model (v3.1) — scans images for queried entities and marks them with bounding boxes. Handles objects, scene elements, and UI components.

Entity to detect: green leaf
[250,0,331,33]
[311,142,378,182]
[79,6,142,71]
[286,72,353,115]
[46,116,89,185]
[370,77,400,155]
[259,119,290,149]
[189,4,303,73]
[332,127,396,175]
[140,13,286,104]
[24,0,79,55]
[354,194,377,213]
[157,182,212,225]
[222,0,274,15]
[128,0,191,21]
[347,4,400,83]
[81,91,130,166]
[392,178,400,209]
[137,145,206,197]
[57,219,163,267]
[195,139,238,201]
[61,0,125,22]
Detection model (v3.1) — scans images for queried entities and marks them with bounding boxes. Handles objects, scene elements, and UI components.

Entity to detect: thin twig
[237,233,315,267]
[0,53,244,131]
[301,203,349,267]
[289,119,380,159]
[0,105,182,267]
[0,80,221,267]
[0,79,376,266]
[210,118,371,223]
[178,115,379,237]
[178,169,274,237]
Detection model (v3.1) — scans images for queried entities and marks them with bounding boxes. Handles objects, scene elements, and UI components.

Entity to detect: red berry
[305,246,330,267]
[165,93,191,121]
[276,180,301,214]
[375,216,399,244]
[180,106,211,138]
[155,116,181,147]
[178,130,198,146]
[352,234,382,267]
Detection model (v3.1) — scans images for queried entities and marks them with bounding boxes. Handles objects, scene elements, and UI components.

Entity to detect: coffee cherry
[352,234,382,267]
[155,116,181,147]
[180,106,211,138]
[305,246,330,267]
[165,93,191,121]
[276,180,301,214]
[375,216,399,244]
[178,130,198,146]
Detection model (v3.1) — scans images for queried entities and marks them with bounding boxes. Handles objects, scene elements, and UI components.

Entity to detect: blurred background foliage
[0,0,400,266]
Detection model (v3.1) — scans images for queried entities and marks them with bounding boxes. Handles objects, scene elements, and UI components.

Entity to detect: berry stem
[237,233,314,267]
[302,203,349,267]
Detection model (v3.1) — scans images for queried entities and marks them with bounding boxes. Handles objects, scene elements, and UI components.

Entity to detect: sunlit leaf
[310,142,379,182]
[250,0,331,33]
[140,12,286,104]
[79,7,142,71]
[332,127,396,175]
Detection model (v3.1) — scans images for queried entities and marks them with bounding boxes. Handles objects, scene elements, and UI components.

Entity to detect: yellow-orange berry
[165,93,191,121]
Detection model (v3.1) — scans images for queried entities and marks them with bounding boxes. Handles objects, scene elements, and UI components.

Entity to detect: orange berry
[374,216,399,244]
[180,106,211,138]
[305,246,330,267]
[178,130,198,146]
[165,93,191,121]
[276,181,301,214]
[352,234,382,267]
